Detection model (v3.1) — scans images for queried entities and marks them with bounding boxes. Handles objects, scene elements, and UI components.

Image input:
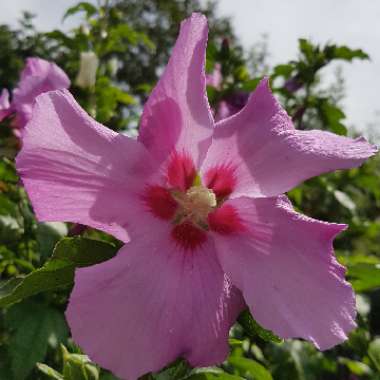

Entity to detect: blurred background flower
[0,1,379,380]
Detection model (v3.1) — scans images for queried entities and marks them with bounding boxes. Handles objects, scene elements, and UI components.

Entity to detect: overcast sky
[0,0,379,133]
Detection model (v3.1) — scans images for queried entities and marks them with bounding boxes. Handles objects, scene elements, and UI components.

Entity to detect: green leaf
[325,45,369,61]
[186,375,241,380]
[63,2,97,21]
[347,263,380,292]
[45,30,74,47]
[37,363,64,380]
[62,345,99,380]
[0,258,72,307]
[0,193,18,217]
[356,294,371,316]
[338,358,372,376]
[333,190,356,212]
[287,187,303,207]
[99,372,119,380]
[0,158,18,183]
[241,77,262,92]
[205,44,217,73]
[319,100,347,135]
[273,64,294,78]
[329,123,347,136]
[116,90,136,105]
[186,371,242,380]
[53,237,117,266]
[238,309,282,343]
[36,222,68,260]
[6,301,67,380]
[228,357,272,380]
[0,237,117,308]
[95,77,137,122]
[153,358,191,380]
[0,346,13,380]
[299,39,315,63]
[368,338,380,372]
[0,214,23,243]
[104,24,154,53]
[0,193,23,243]
[322,101,345,120]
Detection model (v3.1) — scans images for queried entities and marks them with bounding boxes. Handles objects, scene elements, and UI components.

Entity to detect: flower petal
[212,196,356,350]
[202,78,377,198]
[12,57,70,128]
[15,57,70,100]
[16,89,155,242]
[138,13,214,166]
[66,219,244,380]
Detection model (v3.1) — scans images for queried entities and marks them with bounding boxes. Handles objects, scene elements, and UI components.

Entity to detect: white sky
[0,0,379,132]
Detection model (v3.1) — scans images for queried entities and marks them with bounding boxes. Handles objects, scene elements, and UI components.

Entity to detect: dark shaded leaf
[347,263,380,292]
[325,45,369,61]
[37,363,64,380]
[228,357,272,380]
[63,2,97,21]
[186,371,242,380]
[0,158,18,183]
[153,358,191,380]
[36,222,68,260]
[0,237,117,307]
[6,301,67,380]
[238,309,282,343]
[368,338,380,372]
[299,39,315,63]
[62,345,99,380]
[319,100,347,135]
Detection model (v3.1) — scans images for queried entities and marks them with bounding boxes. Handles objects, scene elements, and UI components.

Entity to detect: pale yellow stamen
[171,186,216,229]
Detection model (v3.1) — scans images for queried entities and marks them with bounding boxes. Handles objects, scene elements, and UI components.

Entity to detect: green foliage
[237,310,282,343]
[0,158,18,183]
[94,76,136,124]
[368,338,380,372]
[0,237,117,307]
[37,363,64,380]
[0,1,379,380]
[339,357,373,376]
[186,372,242,380]
[228,356,272,380]
[325,45,369,61]
[5,301,68,379]
[37,345,100,380]
[347,261,380,292]
[319,100,347,135]
[63,2,98,21]
[152,359,191,380]
[62,345,100,380]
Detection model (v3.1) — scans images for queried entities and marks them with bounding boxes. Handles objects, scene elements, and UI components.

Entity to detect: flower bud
[76,51,99,89]
[61,345,99,380]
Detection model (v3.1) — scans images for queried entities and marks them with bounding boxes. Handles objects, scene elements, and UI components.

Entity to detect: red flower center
[143,152,245,251]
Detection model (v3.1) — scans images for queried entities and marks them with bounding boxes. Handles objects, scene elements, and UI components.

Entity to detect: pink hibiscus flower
[215,91,250,121]
[206,63,222,89]
[0,57,70,136]
[205,63,249,120]
[16,14,377,380]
